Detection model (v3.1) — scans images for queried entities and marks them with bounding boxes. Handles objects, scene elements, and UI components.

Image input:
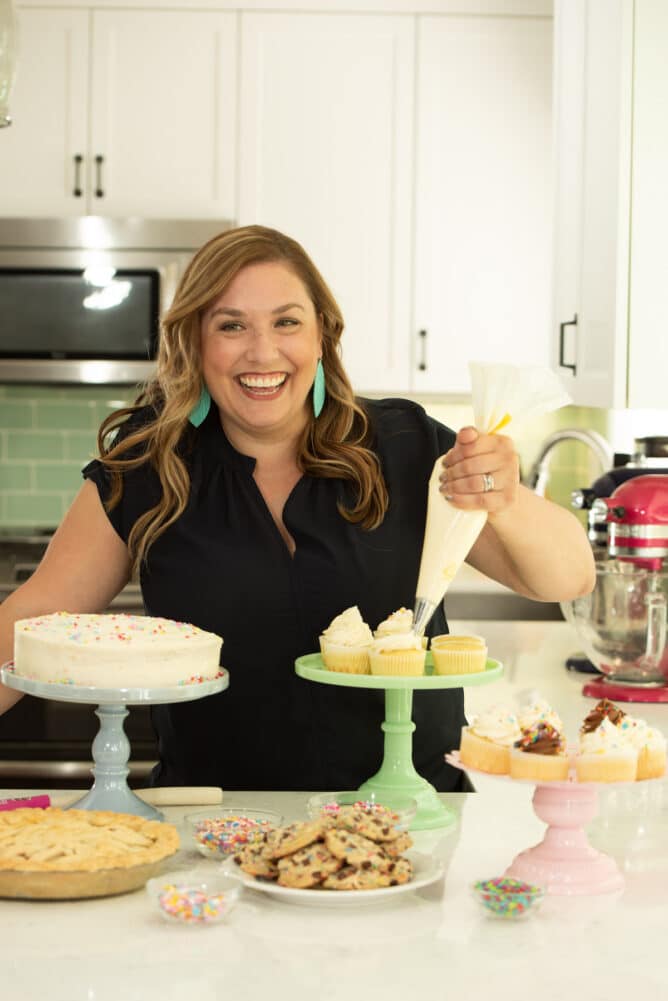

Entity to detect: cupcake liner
[321,643,370,675]
[431,647,487,675]
[368,649,425,677]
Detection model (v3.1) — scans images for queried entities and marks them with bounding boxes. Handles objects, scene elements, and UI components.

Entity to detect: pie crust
[0,808,180,899]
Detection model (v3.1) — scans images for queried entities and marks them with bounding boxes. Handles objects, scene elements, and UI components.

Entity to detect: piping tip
[412,597,437,637]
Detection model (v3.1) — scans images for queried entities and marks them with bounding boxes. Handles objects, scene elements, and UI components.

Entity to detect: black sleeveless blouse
[83,397,468,791]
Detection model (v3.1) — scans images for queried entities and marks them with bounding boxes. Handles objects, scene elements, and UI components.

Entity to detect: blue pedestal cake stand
[1,663,228,821]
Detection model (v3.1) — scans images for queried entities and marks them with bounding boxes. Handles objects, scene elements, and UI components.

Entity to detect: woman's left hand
[440,426,520,514]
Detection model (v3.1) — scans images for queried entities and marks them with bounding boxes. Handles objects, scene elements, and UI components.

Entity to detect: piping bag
[412,362,571,636]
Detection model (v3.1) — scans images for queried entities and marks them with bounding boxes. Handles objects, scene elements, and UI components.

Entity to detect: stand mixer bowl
[565,561,668,684]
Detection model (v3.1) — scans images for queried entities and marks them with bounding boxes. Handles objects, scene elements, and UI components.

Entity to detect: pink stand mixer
[565,473,668,703]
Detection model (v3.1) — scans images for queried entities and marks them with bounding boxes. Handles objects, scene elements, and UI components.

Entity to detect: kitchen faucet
[524,429,614,497]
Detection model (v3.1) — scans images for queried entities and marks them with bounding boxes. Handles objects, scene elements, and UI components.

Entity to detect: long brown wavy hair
[97,225,389,572]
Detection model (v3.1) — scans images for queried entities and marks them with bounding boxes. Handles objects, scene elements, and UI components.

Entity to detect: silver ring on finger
[482,472,495,493]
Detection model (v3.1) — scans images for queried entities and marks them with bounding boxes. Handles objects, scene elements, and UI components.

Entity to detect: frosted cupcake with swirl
[319,607,373,674]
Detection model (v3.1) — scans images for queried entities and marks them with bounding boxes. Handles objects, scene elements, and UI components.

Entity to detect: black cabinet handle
[72,154,83,197]
[559,314,578,374]
[94,154,105,198]
[417,329,428,372]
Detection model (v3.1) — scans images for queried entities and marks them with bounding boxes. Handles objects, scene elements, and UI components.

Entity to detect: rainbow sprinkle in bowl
[147,870,241,926]
[306,791,417,830]
[185,808,283,859]
[472,877,545,919]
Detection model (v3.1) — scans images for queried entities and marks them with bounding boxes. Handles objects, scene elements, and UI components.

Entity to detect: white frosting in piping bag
[415,456,487,608]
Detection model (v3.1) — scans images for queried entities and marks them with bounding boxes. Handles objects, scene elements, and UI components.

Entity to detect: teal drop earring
[312,358,326,418]
[188,385,211,427]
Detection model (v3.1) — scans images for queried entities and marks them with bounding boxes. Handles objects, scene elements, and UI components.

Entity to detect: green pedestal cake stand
[295,652,502,831]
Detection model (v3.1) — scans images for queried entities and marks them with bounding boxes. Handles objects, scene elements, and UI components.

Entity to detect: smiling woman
[200,262,323,447]
[0,224,595,791]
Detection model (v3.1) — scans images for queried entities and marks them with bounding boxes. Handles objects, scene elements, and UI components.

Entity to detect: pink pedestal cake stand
[446,752,625,895]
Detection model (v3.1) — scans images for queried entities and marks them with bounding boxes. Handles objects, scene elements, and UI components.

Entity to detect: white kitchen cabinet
[2,7,237,219]
[1,9,89,217]
[412,13,553,395]
[238,12,414,394]
[551,0,668,408]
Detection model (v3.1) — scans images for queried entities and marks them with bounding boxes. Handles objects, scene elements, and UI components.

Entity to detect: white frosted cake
[13,612,223,689]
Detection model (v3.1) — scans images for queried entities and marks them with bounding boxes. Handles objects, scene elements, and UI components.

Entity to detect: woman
[0,226,595,790]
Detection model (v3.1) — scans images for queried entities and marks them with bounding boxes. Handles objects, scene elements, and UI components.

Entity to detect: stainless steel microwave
[0,217,232,384]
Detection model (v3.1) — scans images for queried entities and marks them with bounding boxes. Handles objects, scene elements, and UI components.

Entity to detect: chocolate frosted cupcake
[509,721,570,782]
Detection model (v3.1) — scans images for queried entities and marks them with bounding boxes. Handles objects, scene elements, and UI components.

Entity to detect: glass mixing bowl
[565,561,668,683]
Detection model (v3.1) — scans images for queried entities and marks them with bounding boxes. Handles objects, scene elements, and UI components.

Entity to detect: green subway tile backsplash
[36,402,97,431]
[7,432,65,461]
[0,463,32,490]
[34,462,85,492]
[4,492,64,526]
[0,401,33,429]
[0,385,134,530]
[64,431,99,462]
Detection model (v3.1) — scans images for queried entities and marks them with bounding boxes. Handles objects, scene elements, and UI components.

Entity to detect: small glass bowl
[306,791,417,830]
[147,869,242,926]
[185,807,284,859]
[472,876,545,919]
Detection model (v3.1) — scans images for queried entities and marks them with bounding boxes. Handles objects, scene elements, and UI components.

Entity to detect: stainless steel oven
[0,217,231,384]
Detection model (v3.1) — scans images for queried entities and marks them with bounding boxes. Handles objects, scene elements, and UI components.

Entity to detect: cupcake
[509,722,570,782]
[368,633,426,677]
[459,705,521,774]
[431,634,487,675]
[618,715,667,780]
[575,717,638,783]
[319,606,373,674]
[375,608,428,649]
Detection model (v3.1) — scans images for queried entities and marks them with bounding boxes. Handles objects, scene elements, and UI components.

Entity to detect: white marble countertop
[2,621,668,1001]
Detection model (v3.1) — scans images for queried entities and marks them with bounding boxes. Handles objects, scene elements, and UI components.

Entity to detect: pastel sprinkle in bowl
[147,870,241,926]
[306,791,417,830]
[185,808,284,859]
[472,877,545,920]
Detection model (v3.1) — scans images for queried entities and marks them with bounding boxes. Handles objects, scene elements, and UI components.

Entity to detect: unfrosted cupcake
[431,634,487,675]
[509,722,570,782]
[375,608,428,649]
[368,633,426,677]
[459,705,521,774]
[319,606,373,674]
[575,717,638,783]
[618,715,667,780]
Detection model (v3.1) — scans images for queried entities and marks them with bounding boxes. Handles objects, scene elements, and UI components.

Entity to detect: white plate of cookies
[221,814,444,907]
[222,850,443,907]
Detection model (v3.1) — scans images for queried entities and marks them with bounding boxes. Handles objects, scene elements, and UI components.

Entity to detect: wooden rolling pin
[49,787,224,809]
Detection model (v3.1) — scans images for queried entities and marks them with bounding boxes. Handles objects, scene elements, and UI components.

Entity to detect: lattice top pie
[0,808,180,872]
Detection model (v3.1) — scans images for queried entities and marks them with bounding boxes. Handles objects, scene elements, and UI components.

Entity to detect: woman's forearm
[467,485,596,602]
